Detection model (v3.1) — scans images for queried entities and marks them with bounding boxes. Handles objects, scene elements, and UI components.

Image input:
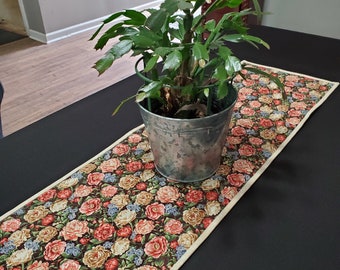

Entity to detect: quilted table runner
[0,62,338,270]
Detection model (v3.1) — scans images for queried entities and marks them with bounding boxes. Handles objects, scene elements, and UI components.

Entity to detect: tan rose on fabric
[136,266,158,270]
[262,142,277,154]
[215,164,231,176]
[140,169,155,181]
[57,178,79,189]
[137,141,151,152]
[8,229,30,247]
[205,201,221,216]
[111,237,130,255]
[114,209,137,227]
[276,125,288,134]
[119,175,140,190]
[49,199,68,213]
[260,105,273,114]
[182,207,205,227]
[79,163,97,174]
[260,129,277,140]
[100,158,121,173]
[200,179,220,191]
[36,226,58,243]
[6,248,33,267]
[276,104,289,112]
[135,191,153,205]
[178,231,198,249]
[83,246,111,268]
[221,186,238,200]
[24,206,49,224]
[110,194,131,209]
[141,152,154,163]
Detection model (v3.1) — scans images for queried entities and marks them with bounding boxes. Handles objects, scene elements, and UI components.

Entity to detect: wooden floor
[0,29,137,136]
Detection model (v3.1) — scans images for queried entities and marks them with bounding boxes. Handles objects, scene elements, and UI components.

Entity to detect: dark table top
[0,26,339,269]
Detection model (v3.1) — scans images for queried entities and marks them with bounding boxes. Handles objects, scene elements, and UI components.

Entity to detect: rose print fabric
[0,62,338,270]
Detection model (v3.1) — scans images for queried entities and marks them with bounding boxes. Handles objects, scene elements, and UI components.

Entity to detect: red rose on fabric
[117,225,132,237]
[276,134,286,142]
[38,189,57,202]
[144,162,155,169]
[185,190,204,203]
[87,172,105,185]
[136,182,147,190]
[249,137,263,146]
[79,237,90,245]
[94,223,115,241]
[205,191,218,201]
[79,198,101,216]
[227,173,246,187]
[112,143,130,156]
[202,217,213,228]
[259,118,273,128]
[126,161,143,172]
[144,236,168,258]
[170,240,179,249]
[105,258,119,270]
[233,159,255,174]
[44,240,66,261]
[145,203,165,220]
[240,107,255,116]
[41,214,55,226]
[221,186,238,200]
[258,87,270,94]
[57,188,72,199]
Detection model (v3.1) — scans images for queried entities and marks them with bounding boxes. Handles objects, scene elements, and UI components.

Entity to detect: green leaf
[145,9,168,32]
[93,53,114,75]
[205,19,216,32]
[163,50,182,70]
[123,10,146,25]
[160,0,179,14]
[218,46,232,60]
[225,56,242,77]
[193,42,209,61]
[108,39,133,58]
[139,81,163,94]
[144,55,160,72]
[213,65,227,81]
[177,0,193,10]
[217,81,229,99]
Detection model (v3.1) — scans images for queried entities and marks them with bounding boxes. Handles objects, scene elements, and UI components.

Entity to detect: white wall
[262,0,340,39]
[18,0,162,43]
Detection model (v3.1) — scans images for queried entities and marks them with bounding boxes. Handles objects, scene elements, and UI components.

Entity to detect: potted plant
[91,0,284,182]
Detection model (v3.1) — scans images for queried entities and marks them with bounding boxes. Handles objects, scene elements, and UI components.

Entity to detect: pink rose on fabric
[145,203,165,220]
[286,117,301,127]
[74,185,93,197]
[240,107,255,116]
[164,219,183,235]
[249,137,263,146]
[156,186,180,203]
[249,100,262,108]
[221,186,238,200]
[128,133,142,143]
[38,189,57,202]
[242,79,255,87]
[144,236,168,258]
[227,136,242,145]
[87,172,105,185]
[101,185,118,197]
[290,101,307,110]
[125,161,143,172]
[231,126,246,136]
[227,174,246,187]
[60,220,89,241]
[292,92,306,100]
[236,118,254,128]
[79,198,101,215]
[93,223,115,241]
[258,87,270,94]
[60,259,80,270]
[100,158,121,172]
[135,220,155,235]
[44,240,66,261]
[288,109,301,117]
[233,159,255,174]
[27,261,49,270]
[238,144,256,156]
[112,143,130,156]
[0,218,21,232]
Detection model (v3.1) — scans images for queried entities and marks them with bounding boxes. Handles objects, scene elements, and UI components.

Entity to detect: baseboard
[24,0,162,44]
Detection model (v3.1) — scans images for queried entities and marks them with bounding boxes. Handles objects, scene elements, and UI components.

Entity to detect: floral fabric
[0,63,338,270]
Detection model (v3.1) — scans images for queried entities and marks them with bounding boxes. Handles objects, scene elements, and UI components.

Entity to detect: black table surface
[0,26,339,269]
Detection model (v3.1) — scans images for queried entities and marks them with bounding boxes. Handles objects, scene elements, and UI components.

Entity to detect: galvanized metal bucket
[138,87,237,182]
